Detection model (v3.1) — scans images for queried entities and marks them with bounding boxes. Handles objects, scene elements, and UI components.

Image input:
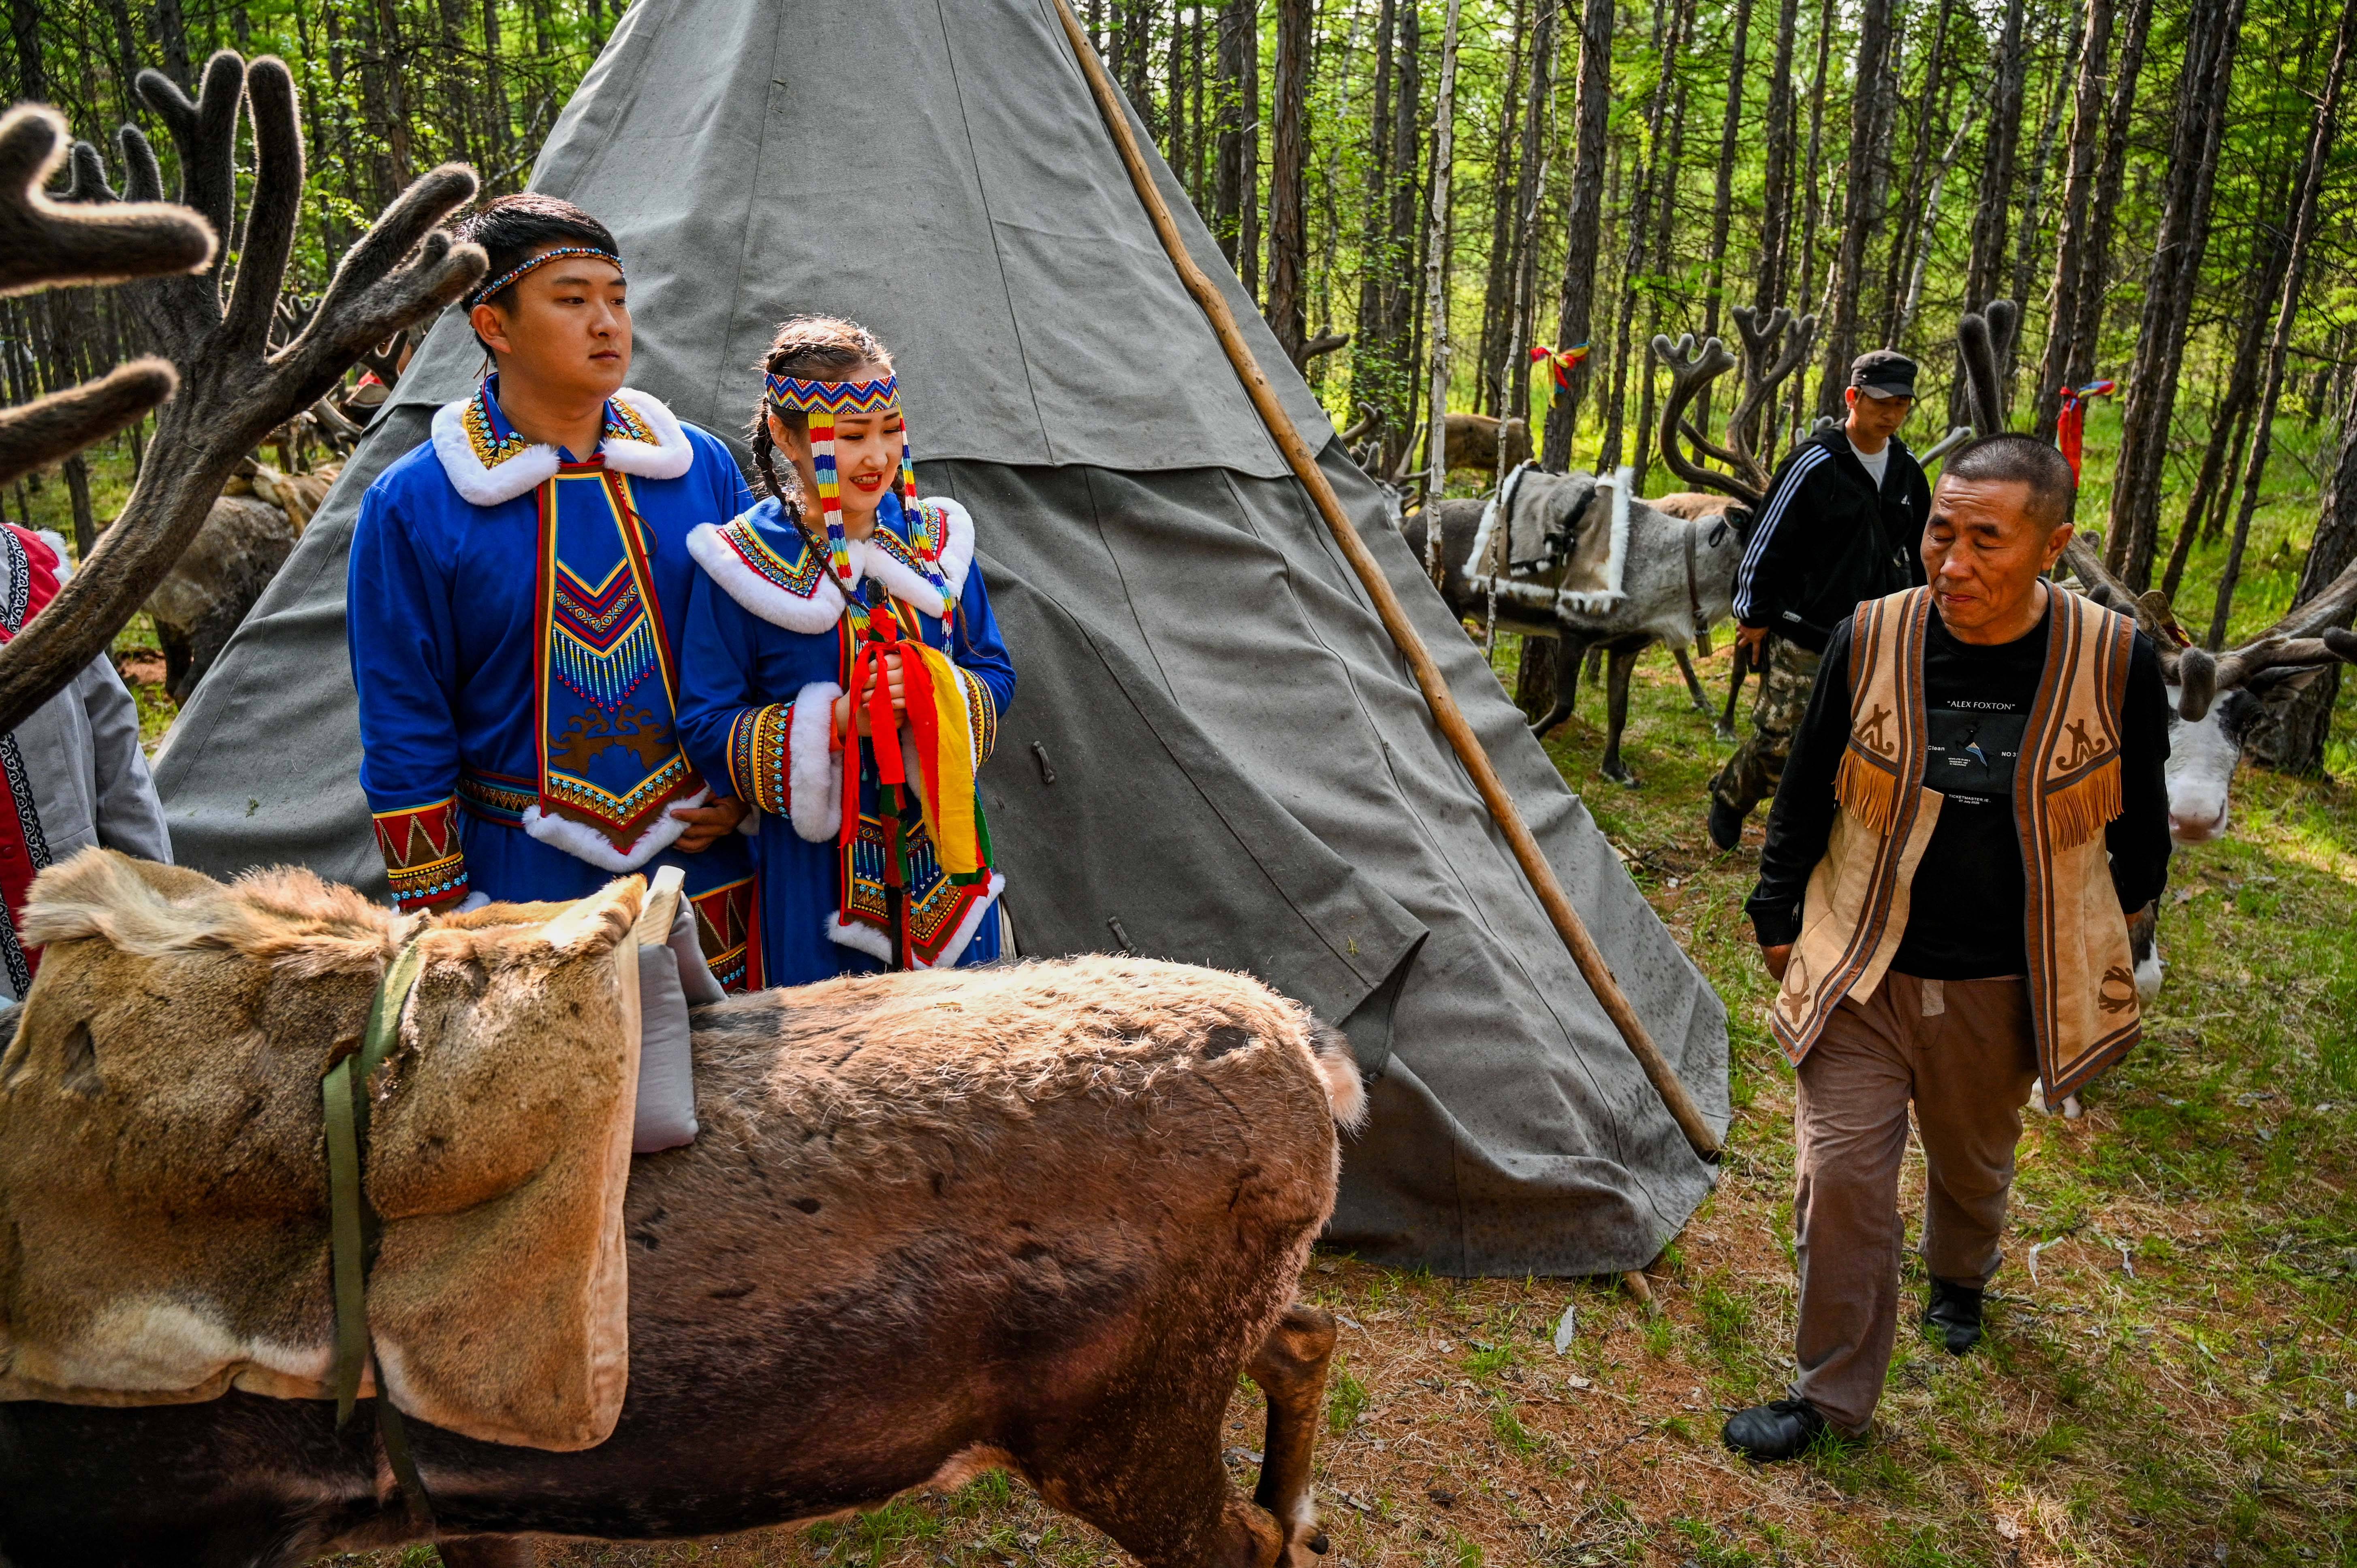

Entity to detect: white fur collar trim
[520,785,708,873]
[686,496,975,634]
[430,385,692,506]
[686,521,847,635]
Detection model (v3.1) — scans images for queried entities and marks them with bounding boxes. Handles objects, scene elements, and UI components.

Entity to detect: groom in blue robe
[348,194,761,986]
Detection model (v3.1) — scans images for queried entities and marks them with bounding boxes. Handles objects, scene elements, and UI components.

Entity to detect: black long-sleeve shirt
[1747,598,2173,979]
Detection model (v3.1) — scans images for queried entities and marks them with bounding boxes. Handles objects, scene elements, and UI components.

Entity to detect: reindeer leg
[1600,644,1643,787]
[1717,644,1751,744]
[1529,634,1584,738]
[1248,1303,1337,1566]
[1671,642,1712,716]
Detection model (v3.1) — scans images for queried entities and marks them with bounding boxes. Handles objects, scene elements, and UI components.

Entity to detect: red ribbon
[2054,379,2117,482]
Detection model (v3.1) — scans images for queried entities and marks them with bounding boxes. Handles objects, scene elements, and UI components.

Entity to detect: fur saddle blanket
[1465,465,1634,614]
[0,850,650,1451]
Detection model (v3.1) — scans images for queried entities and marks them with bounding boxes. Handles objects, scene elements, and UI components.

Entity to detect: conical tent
[152,0,1729,1275]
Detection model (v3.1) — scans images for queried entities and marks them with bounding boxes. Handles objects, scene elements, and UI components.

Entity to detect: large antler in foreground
[0,106,214,486]
[0,54,486,736]
[1722,305,1817,484]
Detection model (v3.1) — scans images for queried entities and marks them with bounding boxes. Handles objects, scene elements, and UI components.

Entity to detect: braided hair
[749,316,896,531]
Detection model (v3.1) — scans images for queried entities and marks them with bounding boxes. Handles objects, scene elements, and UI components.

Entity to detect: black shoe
[1924,1277,1984,1355]
[1721,1398,1826,1462]
[1708,797,1747,852]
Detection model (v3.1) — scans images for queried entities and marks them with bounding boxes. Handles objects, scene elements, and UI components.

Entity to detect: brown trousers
[1791,971,2039,1434]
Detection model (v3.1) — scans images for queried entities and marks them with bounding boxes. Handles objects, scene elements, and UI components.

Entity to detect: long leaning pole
[1047,0,1721,1163]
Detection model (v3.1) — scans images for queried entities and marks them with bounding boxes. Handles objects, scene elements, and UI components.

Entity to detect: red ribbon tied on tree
[1528,341,1593,392]
[2054,378,2117,482]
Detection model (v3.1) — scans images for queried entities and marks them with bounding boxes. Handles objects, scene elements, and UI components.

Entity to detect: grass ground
[322,417,2357,1568]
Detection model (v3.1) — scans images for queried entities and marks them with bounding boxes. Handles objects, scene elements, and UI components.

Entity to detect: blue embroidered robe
[675,493,1014,987]
[348,379,761,986]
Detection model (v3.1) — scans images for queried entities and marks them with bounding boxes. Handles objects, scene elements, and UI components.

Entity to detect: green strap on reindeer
[322,936,435,1524]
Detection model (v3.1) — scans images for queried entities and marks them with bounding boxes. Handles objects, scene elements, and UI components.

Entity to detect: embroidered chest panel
[533,470,695,844]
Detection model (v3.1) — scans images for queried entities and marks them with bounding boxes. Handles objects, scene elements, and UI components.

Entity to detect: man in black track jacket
[1708,350,1934,851]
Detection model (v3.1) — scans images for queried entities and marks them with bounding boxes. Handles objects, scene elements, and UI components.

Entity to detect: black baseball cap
[1850,350,1917,399]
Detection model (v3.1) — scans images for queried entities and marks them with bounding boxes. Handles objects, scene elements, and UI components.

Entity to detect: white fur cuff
[521,786,709,873]
[788,684,844,842]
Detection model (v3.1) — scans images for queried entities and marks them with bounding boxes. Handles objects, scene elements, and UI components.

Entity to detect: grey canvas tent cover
[152,0,1730,1276]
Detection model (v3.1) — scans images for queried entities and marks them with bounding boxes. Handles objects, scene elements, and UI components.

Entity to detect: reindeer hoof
[1602,765,1639,789]
[1309,1534,1330,1555]
[1714,723,1737,744]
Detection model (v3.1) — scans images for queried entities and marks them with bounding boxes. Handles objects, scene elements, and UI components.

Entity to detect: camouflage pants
[1712,637,1825,815]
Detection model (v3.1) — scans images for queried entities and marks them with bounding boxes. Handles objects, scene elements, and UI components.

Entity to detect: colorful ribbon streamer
[2054,378,2117,482]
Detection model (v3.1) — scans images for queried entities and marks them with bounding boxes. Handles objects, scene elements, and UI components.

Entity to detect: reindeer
[1394,308,1825,785]
[0,59,1358,1568]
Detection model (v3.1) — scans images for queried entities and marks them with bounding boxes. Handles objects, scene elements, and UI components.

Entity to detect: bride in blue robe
[674,320,1014,987]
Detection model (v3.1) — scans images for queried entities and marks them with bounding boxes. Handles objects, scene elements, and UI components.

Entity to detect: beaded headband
[762,370,939,638]
[467,247,626,310]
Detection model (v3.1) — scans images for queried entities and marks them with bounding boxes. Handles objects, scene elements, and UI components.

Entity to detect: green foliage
[1326,1358,1369,1433]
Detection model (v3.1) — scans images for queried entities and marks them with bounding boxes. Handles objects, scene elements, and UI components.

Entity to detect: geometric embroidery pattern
[716,516,826,601]
[461,387,534,471]
[373,796,469,912]
[724,701,794,817]
[692,874,759,992]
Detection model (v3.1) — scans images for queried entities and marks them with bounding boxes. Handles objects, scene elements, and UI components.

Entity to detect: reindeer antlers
[0,105,213,488]
[1956,299,2020,437]
[0,52,486,737]
[1653,333,1762,507]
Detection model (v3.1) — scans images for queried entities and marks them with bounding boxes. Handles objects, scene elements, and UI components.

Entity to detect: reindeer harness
[1770,587,2144,1096]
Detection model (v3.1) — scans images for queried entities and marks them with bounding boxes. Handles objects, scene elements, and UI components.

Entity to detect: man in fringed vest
[1721,435,2171,1461]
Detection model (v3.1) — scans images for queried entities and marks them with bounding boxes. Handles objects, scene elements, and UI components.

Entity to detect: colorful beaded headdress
[764,371,935,636]
[467,246,626,311]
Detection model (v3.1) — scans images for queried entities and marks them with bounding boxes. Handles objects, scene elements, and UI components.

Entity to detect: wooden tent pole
[1048,0,1722,1163]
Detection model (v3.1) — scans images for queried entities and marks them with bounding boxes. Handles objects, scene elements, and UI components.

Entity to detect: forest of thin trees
[5,0,2356,740]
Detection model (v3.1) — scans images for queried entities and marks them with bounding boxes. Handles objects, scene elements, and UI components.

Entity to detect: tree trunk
[1637,17,1694,485]
[2029,0,2113,442]
[2256,392,2357,771]
[1264,0,1311,365]
[1381,0,1424,467]
[1895,105,1974,348]
[1603,0,1673,471]
[1789,0,1835,437]
[2007,0,2083,414]
[1874,0,1952,348]
[1422,0,1466,538]
[150,0,190,87]
[2054,0,2152,418]
[2205,0,2353,649]
[1815,0,1900,415]
[1755,0,1801,309]
[1350,0,1398,446]
[1505,0,1557,422]
[9,0,45,102]
[1541,0,1616,470]
[2106,0,2242,586]
[1475,0,1527,416]
[1702,0,1757,346]
[1214,0,1253,271]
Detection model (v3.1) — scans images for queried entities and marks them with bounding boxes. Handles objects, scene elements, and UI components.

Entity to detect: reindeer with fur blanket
[0,851,1361,1568]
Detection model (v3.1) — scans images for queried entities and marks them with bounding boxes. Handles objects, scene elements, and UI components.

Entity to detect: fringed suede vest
[1770,587,2142,1094]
